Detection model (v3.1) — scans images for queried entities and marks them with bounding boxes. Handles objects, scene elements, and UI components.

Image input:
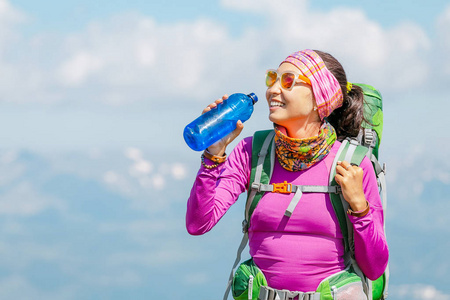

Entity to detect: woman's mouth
[270,101,285,108]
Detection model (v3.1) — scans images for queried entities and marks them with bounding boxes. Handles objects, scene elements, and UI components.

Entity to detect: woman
[186,49,388,298]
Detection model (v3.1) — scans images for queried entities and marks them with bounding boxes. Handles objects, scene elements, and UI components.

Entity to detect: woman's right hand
[202,95,244,156]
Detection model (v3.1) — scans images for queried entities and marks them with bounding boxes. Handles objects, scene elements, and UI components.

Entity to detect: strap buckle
[242,220,248,233]
[251,182,262,192]
[364,128,374,147]
[272,181,292,194]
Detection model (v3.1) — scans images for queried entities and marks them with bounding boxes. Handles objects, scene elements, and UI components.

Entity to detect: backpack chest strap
[252,182,341,194]
[251,182,341,217]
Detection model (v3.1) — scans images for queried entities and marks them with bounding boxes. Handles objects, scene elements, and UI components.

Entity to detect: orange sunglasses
[265,69,311,90]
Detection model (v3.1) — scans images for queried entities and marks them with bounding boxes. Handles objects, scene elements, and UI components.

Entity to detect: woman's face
[265,63,319,130]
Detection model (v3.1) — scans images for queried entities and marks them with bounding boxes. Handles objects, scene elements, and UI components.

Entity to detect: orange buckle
[272,181,292,194]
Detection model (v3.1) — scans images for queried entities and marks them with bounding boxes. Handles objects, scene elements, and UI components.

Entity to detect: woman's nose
[267,80,282,94]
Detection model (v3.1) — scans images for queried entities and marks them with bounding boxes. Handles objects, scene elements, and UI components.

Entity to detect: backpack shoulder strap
[244,130,275,232]
[328,139,369,253]
[329,139,377,298]
[223,130,274,300]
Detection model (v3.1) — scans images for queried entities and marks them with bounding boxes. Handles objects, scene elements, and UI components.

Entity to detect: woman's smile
[269,100,285,109]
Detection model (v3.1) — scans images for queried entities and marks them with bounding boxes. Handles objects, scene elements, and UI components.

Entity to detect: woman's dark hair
[314,50,368,140]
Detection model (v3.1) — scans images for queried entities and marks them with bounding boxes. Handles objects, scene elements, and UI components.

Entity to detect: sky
[0,0,450,299]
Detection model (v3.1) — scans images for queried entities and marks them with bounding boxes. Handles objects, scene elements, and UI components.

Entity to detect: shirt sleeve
[348,156,389,280]
[186,137,252,235]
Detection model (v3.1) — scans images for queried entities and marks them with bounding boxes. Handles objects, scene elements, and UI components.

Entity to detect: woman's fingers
[202,95,228,114]
[201,95,238,156]
[336,161,353,173]
[334,173,342,186]
[227,120,244,143]
[209,120,244,155]
[334,160,366,210]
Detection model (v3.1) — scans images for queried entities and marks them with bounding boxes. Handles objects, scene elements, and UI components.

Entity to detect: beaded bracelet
[201,149,227,169]
[201,154,220,169]
[203,149,227,164]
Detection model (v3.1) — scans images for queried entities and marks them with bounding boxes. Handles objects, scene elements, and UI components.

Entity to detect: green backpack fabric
[224,84,389,300]
[232,259,268,300]
[358,83,383,159]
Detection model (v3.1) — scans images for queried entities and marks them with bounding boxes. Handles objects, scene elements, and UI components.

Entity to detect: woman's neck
[285,119,322,139]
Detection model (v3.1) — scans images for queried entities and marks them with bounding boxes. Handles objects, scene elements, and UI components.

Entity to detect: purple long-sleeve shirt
[186,136,388,292]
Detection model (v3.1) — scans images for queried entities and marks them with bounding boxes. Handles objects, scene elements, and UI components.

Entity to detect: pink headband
[282,49,343,120]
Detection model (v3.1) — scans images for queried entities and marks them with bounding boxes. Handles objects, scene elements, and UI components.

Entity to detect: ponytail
[314,50,369,140]
[327,84,366,139]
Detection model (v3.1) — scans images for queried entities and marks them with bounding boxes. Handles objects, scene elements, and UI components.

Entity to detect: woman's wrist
[201,149,227,169]
[346,193,367,211]
[203,149,227,163]
[205,146,226,157]
[347,200,370,217]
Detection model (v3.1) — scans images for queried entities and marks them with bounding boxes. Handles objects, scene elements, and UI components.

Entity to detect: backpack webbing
[244,130,274,232]
[226,131,388,300]
[245,134,369,252]
[242,132,386,300]
[328,139,369,253]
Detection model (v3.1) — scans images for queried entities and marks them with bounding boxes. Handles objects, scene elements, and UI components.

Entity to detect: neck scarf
[282,49,343,120]
[274,121,336,171]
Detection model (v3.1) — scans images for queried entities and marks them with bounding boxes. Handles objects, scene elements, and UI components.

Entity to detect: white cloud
[0,275,77,300]
[388,145,450,193]
[0,151,25,187]
[171,163,187,180]
[183,271,210,286]
[124,147,143,161]
[385,146,450,231]
[82,270,143,287]
[133,19,158,66]
[46,147,189,214]
[98,219,179,248]
[0,150,18,164]
[129,160,153,176]
[392,284,450,300]
[0,0,25,38]
[222,0,432,92]
[0,182,64,216]
[137,176,152,188]
[103,170,120,184]
[58,51,104,86]
[0,0,438,106]
[436,5,450,75]
[151,174,165,190]
[103,170,135,196]
[50,14,238,105]
[104,240,193,268]
[437,5,450,46]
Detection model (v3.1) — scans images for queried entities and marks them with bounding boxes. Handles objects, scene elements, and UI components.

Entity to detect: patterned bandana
[282,49,343,120]
[274,121,337,171]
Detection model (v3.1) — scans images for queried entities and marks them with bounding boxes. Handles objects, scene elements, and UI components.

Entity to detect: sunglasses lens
[281,73,295,89]
[266,71,277,87]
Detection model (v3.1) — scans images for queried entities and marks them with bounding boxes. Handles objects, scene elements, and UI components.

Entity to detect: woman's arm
[345,157,389,280]
[186,137,252,235]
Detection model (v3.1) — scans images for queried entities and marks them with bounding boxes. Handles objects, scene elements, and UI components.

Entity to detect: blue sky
[0,0,450,299]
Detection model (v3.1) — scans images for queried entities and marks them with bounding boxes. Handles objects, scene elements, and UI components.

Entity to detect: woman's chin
[268,112,284,124]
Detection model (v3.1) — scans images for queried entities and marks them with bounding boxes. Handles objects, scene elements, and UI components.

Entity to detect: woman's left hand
[335,161,367,211]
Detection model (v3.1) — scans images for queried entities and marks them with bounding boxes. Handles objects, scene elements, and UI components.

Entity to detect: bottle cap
[247,93,258,104]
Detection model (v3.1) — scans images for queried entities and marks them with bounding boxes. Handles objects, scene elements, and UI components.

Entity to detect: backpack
[223,84,389,300]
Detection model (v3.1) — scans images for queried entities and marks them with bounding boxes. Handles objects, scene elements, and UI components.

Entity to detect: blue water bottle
[183,93,258,151]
